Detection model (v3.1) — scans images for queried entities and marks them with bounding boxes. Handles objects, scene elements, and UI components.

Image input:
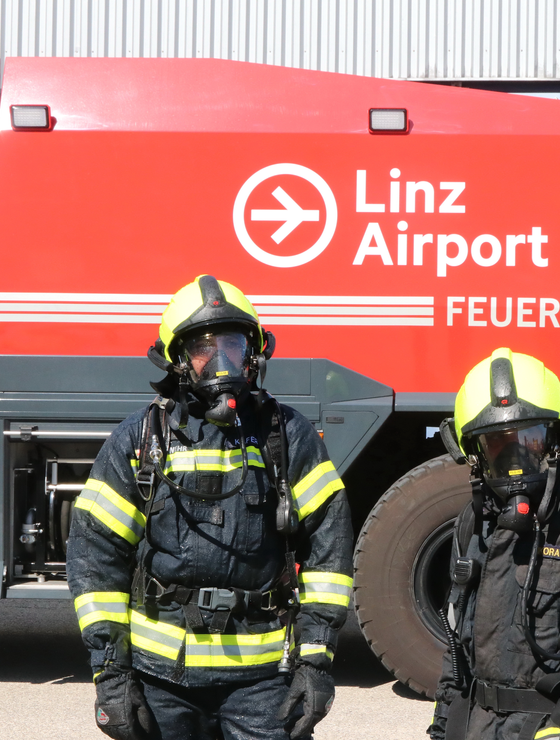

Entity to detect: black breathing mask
[177,329,255,427]
[475,423,552,532]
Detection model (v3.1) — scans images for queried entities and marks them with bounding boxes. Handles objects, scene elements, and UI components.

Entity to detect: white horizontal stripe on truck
[252,306,433,316]
[249,296,434,305]
[0,294,434,327]
[258,317,434,326]
[0,314,162,323]
[0,303,167,313]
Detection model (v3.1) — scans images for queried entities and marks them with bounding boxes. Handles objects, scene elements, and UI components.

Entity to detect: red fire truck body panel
[1,56,558,134]
[1,57,559,392]
[2,56,559,696]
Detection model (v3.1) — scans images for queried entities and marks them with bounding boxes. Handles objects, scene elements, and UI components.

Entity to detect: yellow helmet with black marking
[158,275,264,362]
[455,347,560,455]
[452,348,560,509]
[148,276,275,425]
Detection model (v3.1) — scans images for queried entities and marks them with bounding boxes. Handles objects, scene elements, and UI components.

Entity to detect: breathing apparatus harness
[440,418,560,683]
[131,387,300,673]
[439,419,560,712]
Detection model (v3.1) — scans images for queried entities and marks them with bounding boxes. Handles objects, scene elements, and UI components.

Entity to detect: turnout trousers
[139,672,309,740]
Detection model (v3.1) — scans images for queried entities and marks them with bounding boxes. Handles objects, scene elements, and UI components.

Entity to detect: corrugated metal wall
[1,0,559,82]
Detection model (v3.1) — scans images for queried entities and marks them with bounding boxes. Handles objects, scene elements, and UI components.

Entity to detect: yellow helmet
[158,274,264,363]
[455,348,560,455]
[148,276,275,425]
[438,349,560,530]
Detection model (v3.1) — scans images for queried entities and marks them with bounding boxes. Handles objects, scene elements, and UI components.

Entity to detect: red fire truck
[1,56,558,696]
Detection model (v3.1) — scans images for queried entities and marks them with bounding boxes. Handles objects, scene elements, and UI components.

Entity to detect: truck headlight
[10,105,52,131]
[369,108,409,134]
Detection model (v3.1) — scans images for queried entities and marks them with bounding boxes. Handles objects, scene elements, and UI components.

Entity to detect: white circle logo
[233,163,337,268]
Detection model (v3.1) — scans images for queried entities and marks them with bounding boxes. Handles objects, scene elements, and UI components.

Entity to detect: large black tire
[353,454,471,698]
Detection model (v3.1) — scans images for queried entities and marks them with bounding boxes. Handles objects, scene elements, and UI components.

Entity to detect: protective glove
[534,727,560,739]
[94,666,154,740]
[277,663,335,739]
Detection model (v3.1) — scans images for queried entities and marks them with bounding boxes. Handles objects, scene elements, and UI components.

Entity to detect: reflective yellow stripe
[292,461,344,519]
[298,571,353,607]
[300,643,334,661]
[130,448,266,476]
[131,609,185,640]
[164,446,265,474]
[75,478,146,545]
[133,632,180,661]
[74,592,130,631]
[535,729,560,739]
[130,609,290,667]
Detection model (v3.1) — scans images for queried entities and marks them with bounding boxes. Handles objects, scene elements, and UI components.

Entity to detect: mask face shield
[473,422,555,504]
[477,423,549,480]
[177,329,253,395]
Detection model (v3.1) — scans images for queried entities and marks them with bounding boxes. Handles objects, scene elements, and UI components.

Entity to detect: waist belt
[135,570,282,634]
[146,578,280,613]
[475,680,556,714]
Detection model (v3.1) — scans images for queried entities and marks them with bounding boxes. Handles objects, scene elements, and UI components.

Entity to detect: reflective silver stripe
[76,600,128,622]
[230,450,264,467]
[165,447,264,473]
[182,640,284,657]
[77,485,145,543]
[74,592,131,630]
[300,643,334,660]
[130,610,287,666]
[298,572,353,607]
[294,467,342,513]
[131,620,183,654]
[299,581,352,598]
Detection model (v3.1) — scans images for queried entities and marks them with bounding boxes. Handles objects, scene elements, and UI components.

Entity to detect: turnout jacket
[430,501,560,740]
[66,395,353,688]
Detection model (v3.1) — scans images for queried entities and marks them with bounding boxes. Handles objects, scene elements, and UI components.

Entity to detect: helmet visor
[181,331,251,383]
[476,423,549,479]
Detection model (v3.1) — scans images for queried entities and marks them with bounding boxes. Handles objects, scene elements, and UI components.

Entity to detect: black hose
[151,419,249,501]
[438,607,462,687]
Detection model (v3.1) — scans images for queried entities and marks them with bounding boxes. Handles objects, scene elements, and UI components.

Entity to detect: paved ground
[0,598,433,739]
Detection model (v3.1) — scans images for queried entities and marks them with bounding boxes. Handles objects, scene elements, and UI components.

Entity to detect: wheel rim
[411,519,455,642]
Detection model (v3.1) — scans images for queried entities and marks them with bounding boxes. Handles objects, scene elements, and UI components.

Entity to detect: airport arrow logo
[233,163,337,268]
[251,186,320,244]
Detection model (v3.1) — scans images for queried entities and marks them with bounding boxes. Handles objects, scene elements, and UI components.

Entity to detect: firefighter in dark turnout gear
[67,275,353,740]
[429,348,560,740]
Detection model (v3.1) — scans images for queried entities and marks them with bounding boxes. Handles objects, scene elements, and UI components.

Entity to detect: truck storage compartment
[4,423,115,598]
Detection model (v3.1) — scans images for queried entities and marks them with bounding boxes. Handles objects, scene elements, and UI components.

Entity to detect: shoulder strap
[133,397,170,608]
[256,398,282,486]
[456,500,476,558]
[253,395,299,595]
[136,396,169,505]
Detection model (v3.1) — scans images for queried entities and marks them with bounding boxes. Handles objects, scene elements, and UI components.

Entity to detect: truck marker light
[10,105,52,131]
[369,109,409,134]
